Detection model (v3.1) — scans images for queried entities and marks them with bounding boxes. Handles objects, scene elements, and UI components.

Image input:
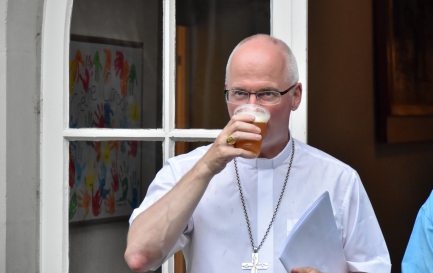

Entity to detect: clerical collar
[238,137,294,168]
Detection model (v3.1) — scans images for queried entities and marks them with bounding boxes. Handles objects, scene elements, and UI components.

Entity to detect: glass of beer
[233,104,270,156]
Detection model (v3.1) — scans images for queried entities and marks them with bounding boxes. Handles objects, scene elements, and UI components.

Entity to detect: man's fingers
[224,131,262,145]
[227,119,261,135]
[291,267,322,273]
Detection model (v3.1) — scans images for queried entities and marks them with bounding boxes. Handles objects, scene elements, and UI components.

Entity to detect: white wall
[0,1,7,272]
[0,0,44,272]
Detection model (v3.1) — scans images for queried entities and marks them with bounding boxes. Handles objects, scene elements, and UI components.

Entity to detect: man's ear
[291,82,302,110]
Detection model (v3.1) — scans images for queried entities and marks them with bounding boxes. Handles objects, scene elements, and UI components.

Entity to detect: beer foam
[253,111,270,122]
[234,104,270,122]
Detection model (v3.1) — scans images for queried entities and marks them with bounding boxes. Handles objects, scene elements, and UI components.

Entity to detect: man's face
[225,39,301,156]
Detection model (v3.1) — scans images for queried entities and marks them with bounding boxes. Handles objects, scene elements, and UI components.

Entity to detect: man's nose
[248,93,259,104]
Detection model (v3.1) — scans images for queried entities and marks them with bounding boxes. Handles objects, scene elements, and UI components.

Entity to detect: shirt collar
[237,137,294,169]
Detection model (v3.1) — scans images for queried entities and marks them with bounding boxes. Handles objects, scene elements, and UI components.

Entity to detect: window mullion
[162,1,176,272]
[162,0,176,163]
[63,128,166,141]
[169,129,220,141]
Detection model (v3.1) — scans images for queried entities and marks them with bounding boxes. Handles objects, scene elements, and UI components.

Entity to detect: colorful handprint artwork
[69,36,142,129]
[68,36,144,222]
[69,141,142,222]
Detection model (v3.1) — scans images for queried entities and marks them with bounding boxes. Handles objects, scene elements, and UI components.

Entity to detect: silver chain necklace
[234,139,295,272]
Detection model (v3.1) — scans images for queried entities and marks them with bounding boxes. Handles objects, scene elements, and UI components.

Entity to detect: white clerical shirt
[130,138,391,273]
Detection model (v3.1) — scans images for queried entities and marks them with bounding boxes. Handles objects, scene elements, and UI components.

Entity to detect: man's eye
[232,90,247,97]
[259,91,278,98]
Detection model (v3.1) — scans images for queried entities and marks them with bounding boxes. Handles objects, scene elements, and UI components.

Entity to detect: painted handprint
[114,51,124,77]
[85,164,96,193]
[69,50,83,94]
[77,189,91,218]
[128,102,139,122]
[92,189,101,217]
[93,103,105,128]
[111,161,120,193]
[114,51,129,96]
[103,142,111,167]
[74,160,85,188]
[98,163,110,200]
[120,61,129,97]
[103,48,112,83]
[103,102,114,127]
[93,51,102,82]
[127,141,138,157]
[105,191,116,215]
[79,68,90,93]
[128,64,137,95]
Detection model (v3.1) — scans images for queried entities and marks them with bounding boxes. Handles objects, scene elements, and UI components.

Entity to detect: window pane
[68,141,162,272]
[69,141,162,222]
[175,0,270,129]
[175,141,213,156]
[69,0,162,128]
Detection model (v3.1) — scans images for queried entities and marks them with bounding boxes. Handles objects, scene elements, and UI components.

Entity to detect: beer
[235,122,267,155]
[233,104,270,156]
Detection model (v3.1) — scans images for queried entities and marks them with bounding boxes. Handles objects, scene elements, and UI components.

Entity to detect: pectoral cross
[242,252,269,273]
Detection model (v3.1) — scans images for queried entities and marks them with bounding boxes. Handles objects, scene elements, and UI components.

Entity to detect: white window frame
[40,0,307,272]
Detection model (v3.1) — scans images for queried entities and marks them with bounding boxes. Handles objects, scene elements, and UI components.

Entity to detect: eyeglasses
[224,82,297,105]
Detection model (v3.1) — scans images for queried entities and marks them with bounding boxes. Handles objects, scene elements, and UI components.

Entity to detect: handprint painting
[68,36,160,222]
[69,36,143,129]
[69,141,143,222]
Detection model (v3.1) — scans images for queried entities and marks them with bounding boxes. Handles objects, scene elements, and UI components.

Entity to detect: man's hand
[291,267,322,273]
[200,112,262,175]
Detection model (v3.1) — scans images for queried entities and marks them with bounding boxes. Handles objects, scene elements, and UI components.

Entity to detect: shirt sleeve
[402,190,433,273]
[342,171,392,273]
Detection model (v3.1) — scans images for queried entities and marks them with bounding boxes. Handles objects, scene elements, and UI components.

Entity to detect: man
[402,190,433,273]
[124,34,391,273]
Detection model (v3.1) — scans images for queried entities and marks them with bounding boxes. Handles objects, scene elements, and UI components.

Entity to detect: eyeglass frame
[224,82,298,105]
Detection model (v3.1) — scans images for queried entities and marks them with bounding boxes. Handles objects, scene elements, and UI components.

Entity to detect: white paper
[278,191,347,273]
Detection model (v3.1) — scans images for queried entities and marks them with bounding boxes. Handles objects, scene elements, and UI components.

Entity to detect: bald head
[225,34,299,85]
